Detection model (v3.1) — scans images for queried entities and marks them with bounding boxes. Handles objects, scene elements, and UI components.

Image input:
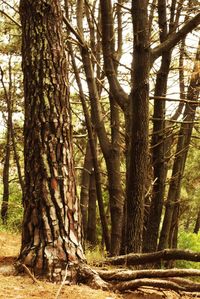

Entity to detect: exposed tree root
[77,263,110,290]
[97,268,200,281]
[15,250,200,297]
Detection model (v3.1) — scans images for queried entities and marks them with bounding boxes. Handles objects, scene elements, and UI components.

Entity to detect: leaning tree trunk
[18,0,84,281]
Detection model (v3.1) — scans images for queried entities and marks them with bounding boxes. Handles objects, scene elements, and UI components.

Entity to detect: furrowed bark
[18,0,84,281]
[125,0,150,253]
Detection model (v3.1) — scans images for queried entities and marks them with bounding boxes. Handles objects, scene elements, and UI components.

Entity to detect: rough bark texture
[125,0,150,253]
[18,0,84,281]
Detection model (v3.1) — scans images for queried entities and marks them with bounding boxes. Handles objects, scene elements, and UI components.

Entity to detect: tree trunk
[193,209,200,234]
[1,122,11,224]
[18,0,84,281]
[143,52,171,252]
[143,0,184,252]
[106,96,124,256]
[125,0,150,253]
[1,57,12,225]
[11,124,24,198]
[87,169,97,245]
[67,40,111,253]
[158,40,200,250]
[80,141,93,239]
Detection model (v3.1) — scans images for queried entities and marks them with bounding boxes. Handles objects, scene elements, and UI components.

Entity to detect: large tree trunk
[18,0,84,281]
[125,0,150,253]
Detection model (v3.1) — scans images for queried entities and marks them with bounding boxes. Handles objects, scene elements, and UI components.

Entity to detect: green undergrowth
[84,243,106,265]
[177,231,200,269]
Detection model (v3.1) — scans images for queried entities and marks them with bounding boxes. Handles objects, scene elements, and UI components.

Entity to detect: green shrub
[177,231,200,269]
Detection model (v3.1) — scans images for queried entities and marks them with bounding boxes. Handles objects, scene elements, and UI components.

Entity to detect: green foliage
[85,243,106,264]
[177,231,200,269]
[0,181,23,232]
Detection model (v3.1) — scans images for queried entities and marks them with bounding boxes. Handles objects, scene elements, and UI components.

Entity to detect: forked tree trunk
[18,0,84,281]
[158,40,200,250]
[1,58,12,225]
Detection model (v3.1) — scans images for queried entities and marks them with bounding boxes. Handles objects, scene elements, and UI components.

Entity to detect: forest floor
[0,232,199,299]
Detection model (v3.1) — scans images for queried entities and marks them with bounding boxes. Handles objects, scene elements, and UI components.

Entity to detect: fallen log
[102,249,200,266]
[97,268,200,281]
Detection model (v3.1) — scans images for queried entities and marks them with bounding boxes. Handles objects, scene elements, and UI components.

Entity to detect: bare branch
[151,13,200,62]
[0,9,21,28]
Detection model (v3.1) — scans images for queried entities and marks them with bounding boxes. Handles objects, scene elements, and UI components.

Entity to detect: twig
[21,264,40,284]
[55,265,68,299]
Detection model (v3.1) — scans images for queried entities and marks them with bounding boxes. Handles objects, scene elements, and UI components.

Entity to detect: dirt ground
[0,232,199,299]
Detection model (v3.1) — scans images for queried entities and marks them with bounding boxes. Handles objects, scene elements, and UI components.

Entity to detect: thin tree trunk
[0,58,13,224]
[11,124,24,198]
[1,124,11,224]
[80,141,93,239]
[158,40,200,250]
[77,0,124,255]
[87,169,97,245]
[143,52,171,252]
[143,0,184,252]
[193,209,200,234]
[67,40,111,252]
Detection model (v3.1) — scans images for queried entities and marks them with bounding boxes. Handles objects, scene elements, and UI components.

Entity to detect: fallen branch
[102,249,200,266]
[112,277,200,292]
[21,264,40,284]
[97,268,200,281]
[55,265,68,299]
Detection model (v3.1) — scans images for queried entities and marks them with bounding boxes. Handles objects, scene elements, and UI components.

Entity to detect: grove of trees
[0,0,200,286]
